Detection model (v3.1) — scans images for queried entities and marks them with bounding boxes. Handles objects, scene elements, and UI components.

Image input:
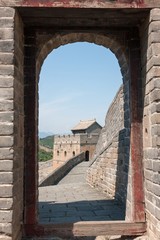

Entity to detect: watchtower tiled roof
[71,119,98,131]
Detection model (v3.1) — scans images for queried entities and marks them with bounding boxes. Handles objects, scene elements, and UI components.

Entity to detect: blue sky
[39,42,122,134]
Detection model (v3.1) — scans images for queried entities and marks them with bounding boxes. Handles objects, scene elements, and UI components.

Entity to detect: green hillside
[38,135,54,162]
[39,135,54,149]
[38,149,53,162]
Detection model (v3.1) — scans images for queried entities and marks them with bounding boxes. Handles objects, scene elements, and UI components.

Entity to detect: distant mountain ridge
[39,132,53,138]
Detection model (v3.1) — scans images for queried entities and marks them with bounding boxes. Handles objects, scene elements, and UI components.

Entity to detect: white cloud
[39,92,85,133]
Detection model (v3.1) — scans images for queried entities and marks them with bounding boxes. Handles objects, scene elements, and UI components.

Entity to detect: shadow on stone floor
[38,199,125,224]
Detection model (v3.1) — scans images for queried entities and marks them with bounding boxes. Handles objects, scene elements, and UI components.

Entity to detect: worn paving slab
[38,161,125,224]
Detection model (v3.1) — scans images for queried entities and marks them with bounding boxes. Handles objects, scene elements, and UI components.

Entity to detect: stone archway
[36,32,129,81]
[23,28,145,237]
[1,3,160,240]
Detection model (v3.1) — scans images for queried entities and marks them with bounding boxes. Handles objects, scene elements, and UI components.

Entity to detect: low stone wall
[39,145,52,153]
[38,159,53,183]
[39,152,85,186]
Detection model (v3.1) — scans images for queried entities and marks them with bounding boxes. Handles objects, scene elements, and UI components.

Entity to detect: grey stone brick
[150,102,160,114]
[153,160,160,172]
[152,136,160,147]
[0,28,14,40]
[0,40,14,52]
[144,169,153,181]
[146,179,153,192]
[150,9,160,21]
[150,32,160,44]
[153,172,160,185]
[144,95,149,107]
[0,160,13,171]
[150,89,160,103]
[147,67,160,83]
[152,43,160,56]
[151,114,160,124]
[0,210,12,223]
[0,148,13,160]
[0,88,13,100]
[0,137,13,147]
[146,77,160,93]
[144,149,160,159]
[0,19,14,28]
[149,21,160,33]
[151,125,160,136]
[153,183,160,197]
[0,172,13,184]
[154,195,160,210]
[153,78,160,89]
[157,137,160,146]
[146,199,155,215]
[147,56,160,73]
[0,7,15,18]
[0,112,13,122]
[0,223,12,235]
[0,123,13,135]
[0,76,13,88]
[0,100,13,111]
[0,185,12,197]
[0,198,13,210]
[0,65,14,76]
[0,53,14,65]
[155,207,160,220]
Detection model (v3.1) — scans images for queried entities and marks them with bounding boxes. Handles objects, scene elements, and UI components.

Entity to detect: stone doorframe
[22,25,146,238]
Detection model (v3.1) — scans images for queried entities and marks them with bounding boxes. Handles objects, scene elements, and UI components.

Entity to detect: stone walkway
[38,161,125,224]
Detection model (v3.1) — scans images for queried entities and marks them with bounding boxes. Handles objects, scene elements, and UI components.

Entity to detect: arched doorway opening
[38,41,122,176]
[24,31,145,237]
[37,34,128,223]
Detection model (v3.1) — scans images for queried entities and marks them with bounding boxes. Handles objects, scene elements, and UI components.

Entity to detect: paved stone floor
[38,161,125,224]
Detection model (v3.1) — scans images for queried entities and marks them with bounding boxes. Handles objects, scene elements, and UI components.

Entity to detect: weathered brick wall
[94,86,124,157]
[140,8,160,240]
[87,133,122,198]
[86,86,124,198]
[87,85,132,220]
[0,8,24,240]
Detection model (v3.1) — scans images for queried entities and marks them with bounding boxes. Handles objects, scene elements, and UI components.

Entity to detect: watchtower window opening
[85,150,90,161]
